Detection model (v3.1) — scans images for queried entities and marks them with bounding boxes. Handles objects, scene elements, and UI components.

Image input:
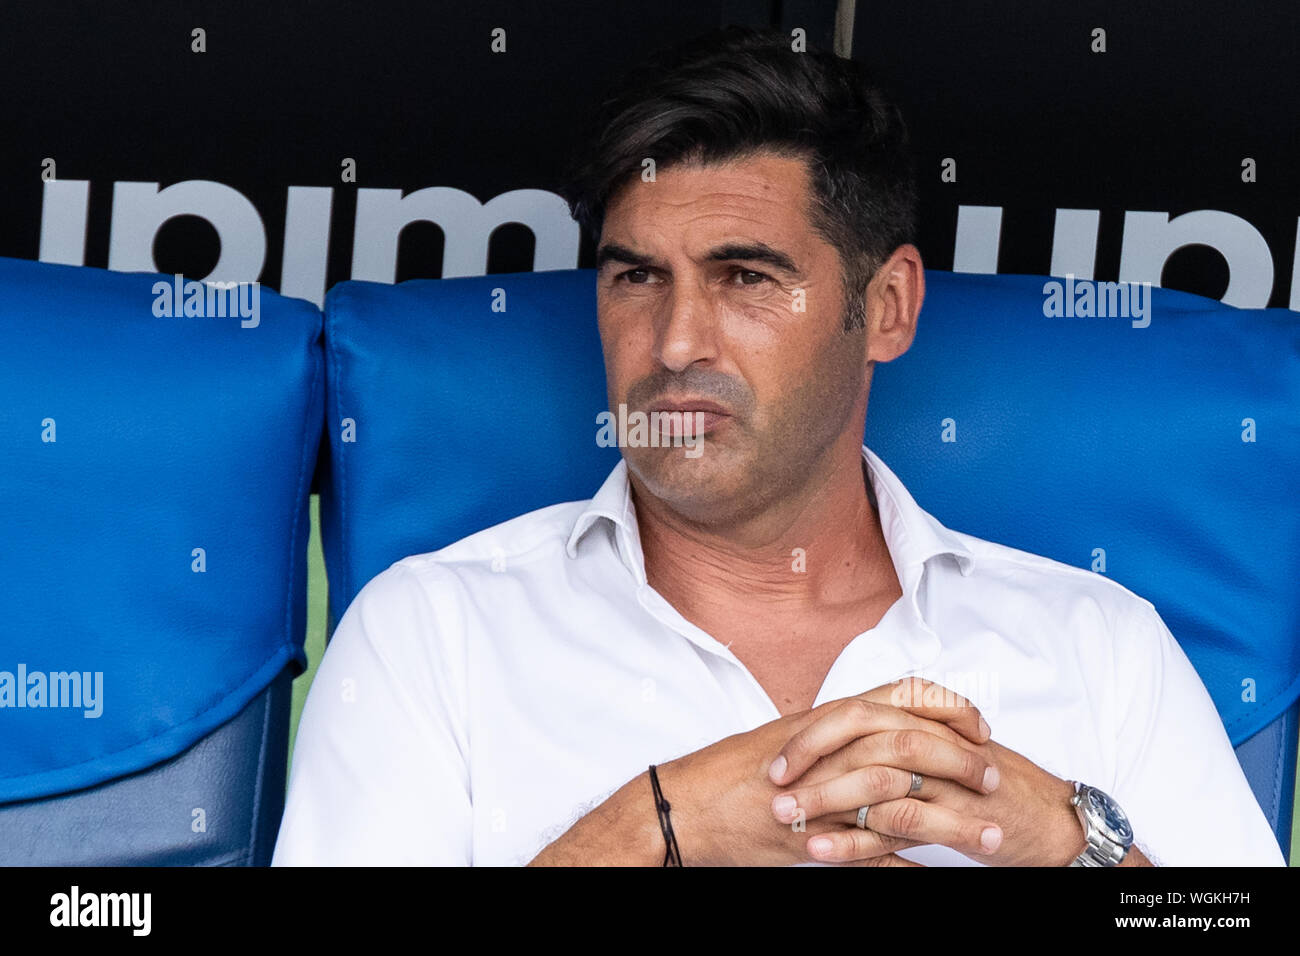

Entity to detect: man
[273,27,1284,866]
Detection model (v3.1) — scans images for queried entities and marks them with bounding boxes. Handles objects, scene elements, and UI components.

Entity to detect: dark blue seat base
[1233,701,1299,863]
[0,667,293,866]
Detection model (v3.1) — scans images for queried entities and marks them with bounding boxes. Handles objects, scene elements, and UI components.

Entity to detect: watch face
[1087,788,1134,842]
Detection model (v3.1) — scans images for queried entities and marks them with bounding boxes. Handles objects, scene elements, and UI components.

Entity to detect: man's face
[595,150,873,526]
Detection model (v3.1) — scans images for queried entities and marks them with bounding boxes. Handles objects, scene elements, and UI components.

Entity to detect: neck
[633,444,901,620]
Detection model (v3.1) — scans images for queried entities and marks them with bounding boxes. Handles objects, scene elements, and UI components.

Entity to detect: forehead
[601,151,818,248]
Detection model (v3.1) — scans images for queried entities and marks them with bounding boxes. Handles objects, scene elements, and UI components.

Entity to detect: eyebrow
[593,242,645,271]
[594,241,801,277]
[706,242,800,276]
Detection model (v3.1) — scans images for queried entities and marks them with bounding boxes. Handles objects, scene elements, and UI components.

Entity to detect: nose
[654,277,718,372]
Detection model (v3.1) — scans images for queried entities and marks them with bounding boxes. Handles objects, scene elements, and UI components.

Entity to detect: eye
[617,267,654,284]
[732,269,770,286]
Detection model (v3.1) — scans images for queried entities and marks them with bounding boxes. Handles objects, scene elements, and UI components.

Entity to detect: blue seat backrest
[321,270,620,627]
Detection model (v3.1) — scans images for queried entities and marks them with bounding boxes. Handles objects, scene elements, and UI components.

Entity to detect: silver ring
[855,805,871,829]
[910,772,923,793]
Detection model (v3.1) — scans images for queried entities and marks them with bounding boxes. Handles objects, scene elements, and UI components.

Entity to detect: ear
[865,245,924,364]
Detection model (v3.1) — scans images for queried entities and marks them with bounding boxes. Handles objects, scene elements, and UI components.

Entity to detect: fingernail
[978,717,991,740]
[982,765,1000,792]
[772,794,797,818]
[768,755,788,781]
[981,826,1003,852]
[808,836,833,856]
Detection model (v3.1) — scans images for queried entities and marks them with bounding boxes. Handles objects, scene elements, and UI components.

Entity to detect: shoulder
[325,500,597,716]
[342,498,591,632]
[384,498,591,595]
[945,528,1173,668]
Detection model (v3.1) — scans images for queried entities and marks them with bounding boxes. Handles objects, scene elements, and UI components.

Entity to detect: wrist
[1061,780,1136,866]
[612,771,669,866]
[650,757,717,866]
[1047,777,1089,866]
[528,772,676,866]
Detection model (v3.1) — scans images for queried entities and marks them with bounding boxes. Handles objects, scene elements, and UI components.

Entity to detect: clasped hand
[762,678,1081,867]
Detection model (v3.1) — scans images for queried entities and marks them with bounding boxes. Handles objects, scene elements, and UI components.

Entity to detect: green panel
[1293,743,1299,865]
[288,494,329,776]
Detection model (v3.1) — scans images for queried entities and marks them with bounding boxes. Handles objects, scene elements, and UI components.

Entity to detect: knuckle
[799,786,825,817]
[864,764,895,798]
[892,799,926,836]
[892,729,923,760]
[851,697,878,727]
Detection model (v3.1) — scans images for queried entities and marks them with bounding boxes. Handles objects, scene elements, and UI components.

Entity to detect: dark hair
[561,25,918,331]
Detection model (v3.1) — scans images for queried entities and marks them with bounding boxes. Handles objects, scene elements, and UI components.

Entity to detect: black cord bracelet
[647,764,683,867]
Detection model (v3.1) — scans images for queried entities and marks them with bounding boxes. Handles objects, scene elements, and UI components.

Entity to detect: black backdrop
[2,0,1296,307]
[854,1,1299,308]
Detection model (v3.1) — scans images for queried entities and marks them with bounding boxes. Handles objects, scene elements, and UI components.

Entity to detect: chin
[625,443,751,523]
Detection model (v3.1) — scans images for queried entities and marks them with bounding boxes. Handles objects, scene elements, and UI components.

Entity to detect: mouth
[645,398,732,437]
[648,397,730,416]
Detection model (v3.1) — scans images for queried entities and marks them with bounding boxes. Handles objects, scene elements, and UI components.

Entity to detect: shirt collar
[566,446,975,605]
[565,456,646,582]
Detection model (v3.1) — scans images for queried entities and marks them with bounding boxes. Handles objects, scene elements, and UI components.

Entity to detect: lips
[645,399,731,437]
[647,398,731,417]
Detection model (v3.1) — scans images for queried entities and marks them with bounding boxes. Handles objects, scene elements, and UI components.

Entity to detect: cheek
[597,314,652,398]
[718,301,787,343]
[718,306,820,397]
[716,275,839,350]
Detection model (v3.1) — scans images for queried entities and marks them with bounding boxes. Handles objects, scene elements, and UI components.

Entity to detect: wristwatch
[1066,781,1134,866]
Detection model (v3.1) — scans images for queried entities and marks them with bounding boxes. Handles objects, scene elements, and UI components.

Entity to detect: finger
[880,677,991,746]
[807,679,990,746]
[770,697,973,786]
[772,736,996,825]
[857,797,1004,858]
[772,764,917,824]
[835,852,926,867]
[809,730,1000,799]
[804,829,926,865]
[817,776,965,830]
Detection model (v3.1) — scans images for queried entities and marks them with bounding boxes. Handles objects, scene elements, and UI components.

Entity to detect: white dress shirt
[273,446,1285,866]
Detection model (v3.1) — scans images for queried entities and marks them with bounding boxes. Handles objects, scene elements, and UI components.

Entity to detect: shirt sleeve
[1108,598,1286,866]
[272,562,473,865]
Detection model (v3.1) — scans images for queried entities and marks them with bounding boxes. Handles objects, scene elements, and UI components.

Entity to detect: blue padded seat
[0,257,323,864]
